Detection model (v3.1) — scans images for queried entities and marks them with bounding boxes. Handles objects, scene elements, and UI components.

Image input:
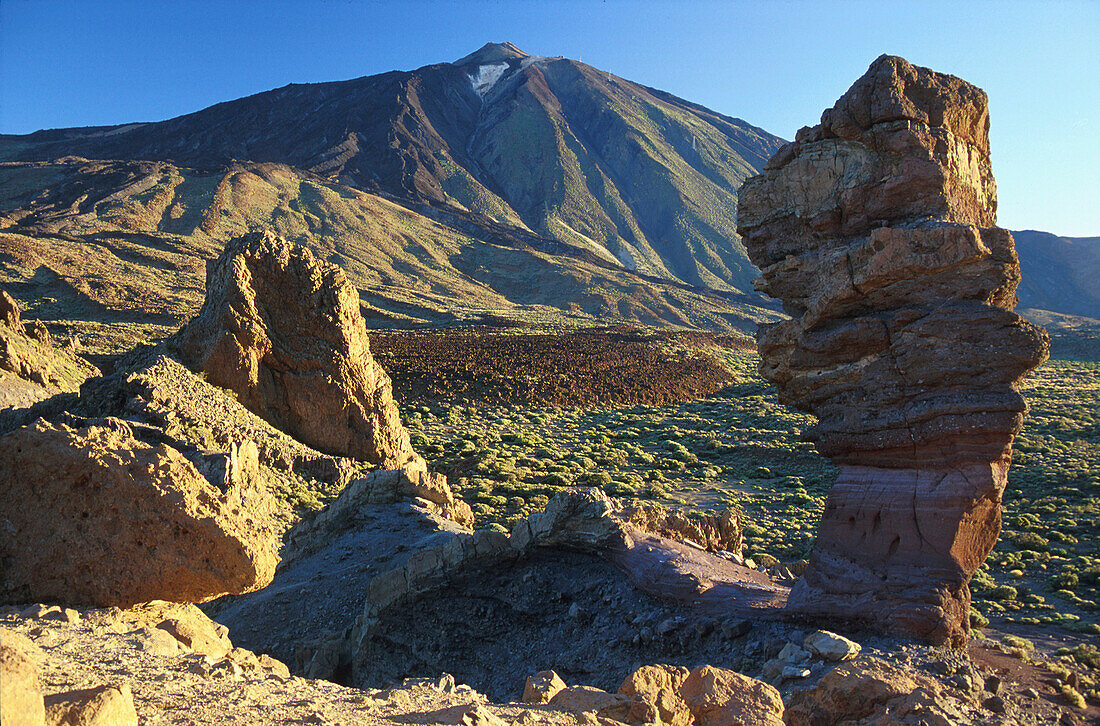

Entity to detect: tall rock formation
[736,55,1049,645]
[175,231,414,467]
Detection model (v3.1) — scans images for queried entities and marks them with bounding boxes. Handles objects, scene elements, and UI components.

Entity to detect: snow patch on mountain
[468,64,508,98]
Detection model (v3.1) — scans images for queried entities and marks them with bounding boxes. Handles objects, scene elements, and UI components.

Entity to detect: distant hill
[1012,230,1100,320]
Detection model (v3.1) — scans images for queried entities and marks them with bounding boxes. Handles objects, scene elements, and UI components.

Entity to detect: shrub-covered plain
[398,343,1099,638]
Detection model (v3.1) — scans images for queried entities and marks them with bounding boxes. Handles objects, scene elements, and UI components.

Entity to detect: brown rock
[523,670,567,704]
[44,684,138,726]
[549,685,650,724]
[736,55,1049,645]
[1,289,20,329]
[0,417,279,607]
[0,289,98,407]
[618,664,691,726]
[174,231,413,467]
[621,504,741,553]
[1,627,46,726]
[678,665,784,726]
[784,657,971,726]
[155,611,232,658]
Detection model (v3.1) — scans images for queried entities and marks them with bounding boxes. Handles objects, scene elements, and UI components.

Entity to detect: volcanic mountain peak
[454,41,531,67]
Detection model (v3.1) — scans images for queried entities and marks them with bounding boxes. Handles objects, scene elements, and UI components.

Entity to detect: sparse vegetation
[384,335,1100,640]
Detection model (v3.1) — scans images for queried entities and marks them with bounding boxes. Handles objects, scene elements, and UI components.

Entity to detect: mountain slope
[0,159,780,339]
[0,43,785,293]
[1011,229,1100,320]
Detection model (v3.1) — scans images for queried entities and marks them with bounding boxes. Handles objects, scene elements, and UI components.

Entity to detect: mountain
[1011,230,1100,320]
[1,44,1095,348]
[0,158,780,341]
[0,42,784,294]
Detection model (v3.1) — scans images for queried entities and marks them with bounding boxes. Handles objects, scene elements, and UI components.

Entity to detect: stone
[174,230,413,467]
[43,684,138,726]
[720,619,751,640]
[777,642,810,664]
[1,627,46,726]
[784,657,971,726]
[620,504,742,552]
[678,665,784,726]
[803,630,861,661]
[156,614,232,658]
[781,666,811,680]
[511,488,629,552]
[618,664,691,726]
[0,417,279,607]
[736,55,1049,646]
[127,627,181,657]
[257,653,291,680]
[435,704,506,726]
[21,605,61,620]
[284,462,473,562]
[549,686,638,723]
[0,289,98,409]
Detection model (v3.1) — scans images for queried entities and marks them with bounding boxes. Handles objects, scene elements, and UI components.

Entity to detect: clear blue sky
[2,0,1096,236]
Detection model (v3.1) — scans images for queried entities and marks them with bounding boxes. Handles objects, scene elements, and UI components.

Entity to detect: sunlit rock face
[175,230,414,468]
[737,54,1049,646]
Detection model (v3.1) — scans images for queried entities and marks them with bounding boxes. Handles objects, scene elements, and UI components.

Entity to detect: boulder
[43,684,138,726]
[678,665,784,726]
[156,611,232,658]
[736,55,1049,645]
[510,487,629,552]
[784,657,971,725]
[523,670,567,704]
[1,627,46,726]
[618,664,691,726]
[0,417,279,607]
[549,685,653,724]
[803,630,861,662]
[174,230,413,467]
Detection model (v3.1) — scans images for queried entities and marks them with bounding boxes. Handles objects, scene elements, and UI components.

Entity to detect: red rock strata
[736,55,1049,645]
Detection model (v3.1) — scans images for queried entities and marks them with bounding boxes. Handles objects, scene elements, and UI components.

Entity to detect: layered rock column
[175,231,413,467]
[736,55,1049,645]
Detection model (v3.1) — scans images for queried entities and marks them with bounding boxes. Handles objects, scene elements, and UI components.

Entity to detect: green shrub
[987,585,1019,601]
[587,472,612,487]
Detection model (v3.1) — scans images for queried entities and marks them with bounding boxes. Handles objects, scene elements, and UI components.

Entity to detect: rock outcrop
[0,290,98,411]
[783,657,973,725]
[616,664,784,726]
[174,231,413,467]
[736,55,1049,645]
[0,417,279,607]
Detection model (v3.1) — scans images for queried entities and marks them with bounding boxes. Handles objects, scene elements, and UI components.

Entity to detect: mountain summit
[1,44,784,294]
[454,41,531,66]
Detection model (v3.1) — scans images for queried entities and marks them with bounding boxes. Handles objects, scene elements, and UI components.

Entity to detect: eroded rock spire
[736,55,1049,645]
[175,231,414,468]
